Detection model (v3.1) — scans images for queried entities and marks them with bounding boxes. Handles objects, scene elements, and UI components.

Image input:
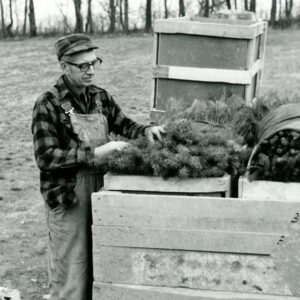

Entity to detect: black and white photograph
[1,0,300,299]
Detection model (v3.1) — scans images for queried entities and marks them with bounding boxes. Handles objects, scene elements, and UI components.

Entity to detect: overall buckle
[61,102,74,115]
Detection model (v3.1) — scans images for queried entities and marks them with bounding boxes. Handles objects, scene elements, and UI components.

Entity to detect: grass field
[0,28,300,300]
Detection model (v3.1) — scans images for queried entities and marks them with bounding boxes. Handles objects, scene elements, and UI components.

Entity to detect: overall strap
[47,86,74,116]
[94,93,103,114]
[61,100,74,115]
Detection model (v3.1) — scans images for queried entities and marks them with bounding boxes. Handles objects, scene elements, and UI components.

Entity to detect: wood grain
[93,283,300,300]
[238,177,300,202]
[92,192,299,233]
[154,18,265,39]
[93,246,291,295]
[93,225,280,255]
[103,173,230,194]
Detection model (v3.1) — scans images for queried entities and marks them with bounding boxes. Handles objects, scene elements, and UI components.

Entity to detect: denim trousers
[45,169,104,300]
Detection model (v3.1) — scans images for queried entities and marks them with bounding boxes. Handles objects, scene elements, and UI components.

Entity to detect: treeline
[0,0,298,38]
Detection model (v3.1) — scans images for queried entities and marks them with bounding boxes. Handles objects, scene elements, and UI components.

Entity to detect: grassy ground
[0,28,299,300]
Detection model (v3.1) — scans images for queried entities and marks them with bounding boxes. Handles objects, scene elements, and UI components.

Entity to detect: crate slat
[93,246,291,295]
[153,65,253,84]
[93,283,300,300]
[93,225,280,255]
[154,18,264,39]
[92,192,299,233]
[104,174,230,195]
[239,177,300,202]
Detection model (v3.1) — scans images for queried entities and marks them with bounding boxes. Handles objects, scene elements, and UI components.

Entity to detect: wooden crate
[92,174,300,299]
[0,287,21,300]
[103,173,231,197]
[150,17,267,124]
[239,176,300,201]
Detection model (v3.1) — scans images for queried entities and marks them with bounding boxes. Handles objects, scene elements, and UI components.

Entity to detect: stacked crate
[150,17,267,124]
[92,174,300,299]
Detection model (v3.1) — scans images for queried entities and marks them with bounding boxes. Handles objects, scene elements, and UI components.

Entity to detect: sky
[33,0,297,20]
[3,0,300,31]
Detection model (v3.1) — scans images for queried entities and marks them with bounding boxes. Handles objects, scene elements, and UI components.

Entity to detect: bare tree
[0,0,6,37]
[6,0,14,37]
[164,0,168,18]
[28,0,37,36]
[197,0,205,16]
[73,0,83,32]
[23,0,28,35]
[270,0,277,27]
[109,0,116,33]
[249,0,256,12]
[124,0,128,33]
[118,0,124,30]
[145,0,152,32]
[13,0,19,35]
[197,0,225,17]
[86,0,94,33]
[226,0,231,9]
[279,0,282,20]
[97,0,110,32]
[56,1,72,33]
[179,0,185,16]
[285,0,293,20]
[204,0,209,17]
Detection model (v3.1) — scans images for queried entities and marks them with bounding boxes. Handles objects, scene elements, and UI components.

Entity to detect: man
[32,34,164,300]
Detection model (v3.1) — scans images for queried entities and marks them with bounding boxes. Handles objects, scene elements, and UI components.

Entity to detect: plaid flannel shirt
[32,75,148,208]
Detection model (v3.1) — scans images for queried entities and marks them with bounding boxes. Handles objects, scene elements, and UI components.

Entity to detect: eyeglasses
[64,57,103,72]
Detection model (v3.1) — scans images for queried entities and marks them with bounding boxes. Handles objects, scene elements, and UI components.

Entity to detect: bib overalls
[45,95,108,300]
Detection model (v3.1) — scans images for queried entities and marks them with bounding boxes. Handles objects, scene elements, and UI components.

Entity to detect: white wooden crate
[92,187,300,299]
[239,176,300,201]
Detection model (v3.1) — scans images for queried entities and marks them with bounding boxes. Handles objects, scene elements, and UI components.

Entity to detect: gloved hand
[145,126,166,143]
[94,141,130,158]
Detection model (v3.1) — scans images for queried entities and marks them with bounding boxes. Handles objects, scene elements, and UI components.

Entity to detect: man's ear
[60,61,68,73]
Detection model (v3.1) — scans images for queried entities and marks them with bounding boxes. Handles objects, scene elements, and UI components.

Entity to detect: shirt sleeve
[106,93,150,139]
[32,95,93,172]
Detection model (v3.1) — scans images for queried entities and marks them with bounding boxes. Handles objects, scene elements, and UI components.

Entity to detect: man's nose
[87,65,95,74]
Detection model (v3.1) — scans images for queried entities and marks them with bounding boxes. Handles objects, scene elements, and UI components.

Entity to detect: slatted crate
[101,173,231,197]
[92,174,300,299]
[239,176,300,201]
[150,17,268,124]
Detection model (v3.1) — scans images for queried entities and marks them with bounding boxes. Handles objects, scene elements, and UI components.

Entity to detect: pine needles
[102,118,250,179]
[102,93,300,180]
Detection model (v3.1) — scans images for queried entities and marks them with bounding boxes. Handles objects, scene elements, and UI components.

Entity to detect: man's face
[61,50,98,88]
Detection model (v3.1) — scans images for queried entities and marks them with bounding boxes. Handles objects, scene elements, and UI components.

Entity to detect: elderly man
[32,34,164,300]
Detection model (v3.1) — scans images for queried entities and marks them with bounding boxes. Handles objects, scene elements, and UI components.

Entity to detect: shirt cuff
[143,126,151,136]
[77,146,93,163]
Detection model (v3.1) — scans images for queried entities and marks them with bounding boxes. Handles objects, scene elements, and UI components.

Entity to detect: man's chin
[83,79,94,86]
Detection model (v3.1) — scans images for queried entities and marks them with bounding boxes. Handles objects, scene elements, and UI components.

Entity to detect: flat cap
[55,34,98,60]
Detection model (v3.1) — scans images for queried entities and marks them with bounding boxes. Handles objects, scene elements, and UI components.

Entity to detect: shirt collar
[55,75,71,100]
[63,75,86,100]
[55,74,100,101]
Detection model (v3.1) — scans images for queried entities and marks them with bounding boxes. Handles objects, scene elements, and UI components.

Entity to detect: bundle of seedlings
[248,129,300,181]
[101,97,251,179]
[243,102,300,182]
[232,94,300,147]
[220,93,300,182]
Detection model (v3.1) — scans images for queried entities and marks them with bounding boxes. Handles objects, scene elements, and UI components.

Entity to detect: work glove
[90,141,130,168]
[145,126,166,143]
[94,141,130,158]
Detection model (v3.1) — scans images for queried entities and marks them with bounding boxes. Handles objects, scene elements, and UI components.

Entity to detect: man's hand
[146,126,166,143]
[94,141,130,158]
